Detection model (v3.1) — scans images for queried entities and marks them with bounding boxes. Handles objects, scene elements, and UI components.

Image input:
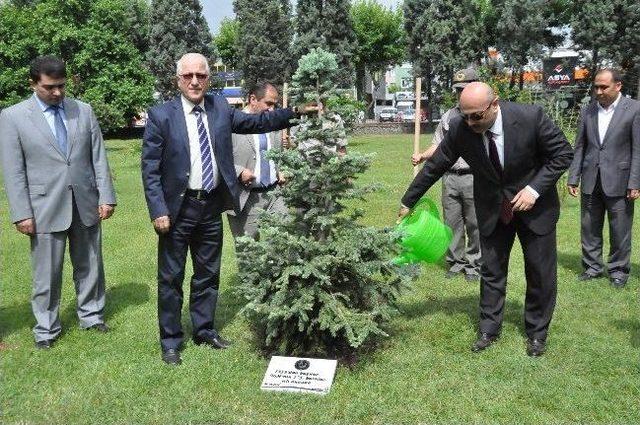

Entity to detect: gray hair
[176,53,210,76]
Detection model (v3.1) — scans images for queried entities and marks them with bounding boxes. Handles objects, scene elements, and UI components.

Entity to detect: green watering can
[394,197,453,265]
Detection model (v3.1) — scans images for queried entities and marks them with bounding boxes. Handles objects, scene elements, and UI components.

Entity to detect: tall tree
[404,0,485,117]
[0,0,154,131]
[146,0,213,100]
[213,17,240,70]
[233,0,293,89]
[294,0,357,87]
[351,0,405,109]
[495,0,560,90]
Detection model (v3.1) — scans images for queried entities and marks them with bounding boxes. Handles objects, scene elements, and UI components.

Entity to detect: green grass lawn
[1,134,639,424]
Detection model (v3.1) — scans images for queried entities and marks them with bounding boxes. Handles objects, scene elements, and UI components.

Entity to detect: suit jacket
[231,130,282,212]
[0,95,116,233]
[567,97,640,196]
[141,94,294,221]
[402,101,574,236]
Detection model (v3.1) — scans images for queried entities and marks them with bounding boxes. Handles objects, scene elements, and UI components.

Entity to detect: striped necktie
[48,104,67,155]
[192,105,216,192]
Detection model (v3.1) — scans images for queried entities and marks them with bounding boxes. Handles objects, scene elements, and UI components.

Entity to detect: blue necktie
[192,106,216,192]
[48,104,67,155]
[258,133,271,187]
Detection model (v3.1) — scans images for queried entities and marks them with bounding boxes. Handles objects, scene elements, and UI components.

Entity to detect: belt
[446,169,472,176]
[251,183,278,193]
[185,189,215,200]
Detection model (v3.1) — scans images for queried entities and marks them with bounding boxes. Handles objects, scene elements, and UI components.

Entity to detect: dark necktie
[258,133,271,187]
[48,104,67,155]
[486,131,513,224]
[192,106,216,192]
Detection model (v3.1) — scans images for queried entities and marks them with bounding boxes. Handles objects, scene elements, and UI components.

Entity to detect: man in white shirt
[568,68,640,288]
[228,82,287,240]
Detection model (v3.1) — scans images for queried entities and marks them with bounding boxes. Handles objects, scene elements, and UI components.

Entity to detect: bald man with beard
[399,83,573,356]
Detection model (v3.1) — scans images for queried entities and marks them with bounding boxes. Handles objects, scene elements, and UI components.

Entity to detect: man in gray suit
[228,82,287,240]
[0,56,117,348]
[568,68,640,288]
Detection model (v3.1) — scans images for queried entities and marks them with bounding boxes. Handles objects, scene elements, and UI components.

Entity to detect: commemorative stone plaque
[261,356,337,395]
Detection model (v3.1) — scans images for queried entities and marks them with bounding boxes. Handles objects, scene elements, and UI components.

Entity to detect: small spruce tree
[235,49,415,362]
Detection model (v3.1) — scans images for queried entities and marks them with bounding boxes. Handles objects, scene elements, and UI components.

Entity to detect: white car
[379,107,398,122]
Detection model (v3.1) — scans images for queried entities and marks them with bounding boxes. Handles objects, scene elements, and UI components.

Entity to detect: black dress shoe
[578,271,602,281]
[526,338,546,357]
[161,348,181,365]
[445,271,459,279]
[471,333,498,352]
[610,277,627,288]
[86,323,110,333]
[35,339,53,350]
[193,334,232,349]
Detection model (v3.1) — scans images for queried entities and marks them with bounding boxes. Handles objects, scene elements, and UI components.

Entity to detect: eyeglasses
[461,100,494,121]
[179,73,209,83]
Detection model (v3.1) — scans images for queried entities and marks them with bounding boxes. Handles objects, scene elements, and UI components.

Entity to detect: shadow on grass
[613,319,640,349]
[0,301,33,340]
[558,251,640,280]
[399,294,526,337]
[59,282,150,330]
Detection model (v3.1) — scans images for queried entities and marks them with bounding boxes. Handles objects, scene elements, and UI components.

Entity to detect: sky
[203,0,403,33]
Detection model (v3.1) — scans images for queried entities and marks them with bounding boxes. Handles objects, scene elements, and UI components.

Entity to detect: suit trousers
[30,197,105,342]
[479,217,557,340]
[441,172,481,275]
[580,175,634,279]
[228,188,287,240]
[157,192,224,351]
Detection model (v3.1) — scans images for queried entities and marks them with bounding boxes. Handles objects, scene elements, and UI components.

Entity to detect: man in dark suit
[141,53,314,365]
[567,69,640,288]
[399,82,573,356]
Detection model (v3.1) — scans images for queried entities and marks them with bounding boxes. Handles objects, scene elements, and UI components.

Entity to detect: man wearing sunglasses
[0,56,117,349]
[399,82,573,357]
[412,68,482,282]
[227,81,287,241]
[142,53,318,365]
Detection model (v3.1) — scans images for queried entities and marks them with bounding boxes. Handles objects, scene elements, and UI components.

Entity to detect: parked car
[378,107,398,122]
[401,108,416,122]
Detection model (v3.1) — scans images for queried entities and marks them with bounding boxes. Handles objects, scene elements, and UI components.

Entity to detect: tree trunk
[509,68,516,89]
[355,65,366,102]
[590,48,599,86]
[518,66,524,91]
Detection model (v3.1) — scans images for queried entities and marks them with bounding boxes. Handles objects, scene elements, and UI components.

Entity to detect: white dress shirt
[34,94,68,138]
[181,95,218,190]
[597,93,622,143]
[483,107,539,199]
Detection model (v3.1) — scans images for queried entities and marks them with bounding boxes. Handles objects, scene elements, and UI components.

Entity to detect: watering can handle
[411,197,440,220]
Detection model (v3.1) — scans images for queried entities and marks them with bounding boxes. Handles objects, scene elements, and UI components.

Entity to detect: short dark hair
[30,55,66,82]
[247,81,277,100]
[596,68,623,83]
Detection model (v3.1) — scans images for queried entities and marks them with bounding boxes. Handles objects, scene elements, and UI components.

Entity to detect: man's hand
[98,204,115,220]
[15,218,34,235]
[628,189,640,200]
[397,206,411,223]
[239,168,256,188]
[567,184,579,197]
[153,215,171,234]
[411,153,425,166]
[511,188,536,212]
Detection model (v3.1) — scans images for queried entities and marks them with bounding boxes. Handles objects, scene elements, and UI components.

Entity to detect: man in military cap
[411,67,481,281]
